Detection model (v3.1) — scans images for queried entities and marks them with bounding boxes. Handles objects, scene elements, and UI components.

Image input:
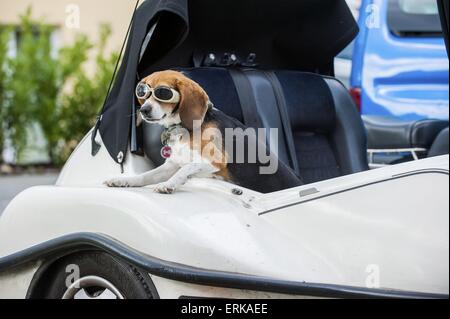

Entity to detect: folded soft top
[97,0,358,164]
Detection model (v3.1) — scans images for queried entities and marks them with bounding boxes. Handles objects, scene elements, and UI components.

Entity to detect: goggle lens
[154,87,174,101]
[135,83,179,103]
[136,82,151,99]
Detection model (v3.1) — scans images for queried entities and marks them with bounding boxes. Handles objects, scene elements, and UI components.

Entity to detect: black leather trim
[243,70,291,166]
[324,78,369,175]
[264,71,300,176]
[437,0,450,56]
[0,233,447,299]
[229,69,263,129]
[363,116,449,149]
[142,122,165,167]
[428,127,449,157]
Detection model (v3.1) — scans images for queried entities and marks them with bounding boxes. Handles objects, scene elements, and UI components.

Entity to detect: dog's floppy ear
[176,77,209,130]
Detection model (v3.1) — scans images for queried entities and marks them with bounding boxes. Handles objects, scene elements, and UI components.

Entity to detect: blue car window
[388,0,442,37]
[398,0,438,14]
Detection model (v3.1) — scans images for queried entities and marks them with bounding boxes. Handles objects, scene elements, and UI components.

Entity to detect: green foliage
[0,8,118,165]
[58,24,119,164]
[0,27,11,163]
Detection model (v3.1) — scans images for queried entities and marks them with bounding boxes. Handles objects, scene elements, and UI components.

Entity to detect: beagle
[104,70,302,193]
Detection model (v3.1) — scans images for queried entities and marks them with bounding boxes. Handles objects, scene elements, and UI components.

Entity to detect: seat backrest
[428,127,449,157]
[362,116,449,150]
[273,71,368,183]
[142,67,369,184]
[325,77,369,176]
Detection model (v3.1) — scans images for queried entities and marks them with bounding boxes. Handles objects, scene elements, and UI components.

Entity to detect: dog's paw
[153,182,176,194]
[104,177,136,188]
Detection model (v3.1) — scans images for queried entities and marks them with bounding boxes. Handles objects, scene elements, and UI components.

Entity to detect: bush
[0,8,118,166]
[58,25,119,164]
[0,28,10,163]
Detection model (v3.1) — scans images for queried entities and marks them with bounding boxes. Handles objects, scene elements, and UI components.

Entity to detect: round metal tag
[160,145,172,159]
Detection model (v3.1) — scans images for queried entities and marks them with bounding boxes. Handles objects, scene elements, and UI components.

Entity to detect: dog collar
[161,101,214,145]
[161,124,185,146]
[170,103,180,116]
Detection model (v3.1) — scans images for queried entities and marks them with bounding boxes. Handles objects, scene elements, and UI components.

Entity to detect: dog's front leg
[153,163,217,194]
[104,161,180,187]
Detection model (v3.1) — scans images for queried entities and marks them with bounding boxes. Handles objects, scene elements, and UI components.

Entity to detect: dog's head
[137,70,210,130]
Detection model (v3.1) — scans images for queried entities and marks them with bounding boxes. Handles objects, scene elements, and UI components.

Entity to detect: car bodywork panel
[0,132,448,297]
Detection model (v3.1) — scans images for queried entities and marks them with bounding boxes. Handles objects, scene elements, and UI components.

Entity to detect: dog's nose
[140,107,151,118]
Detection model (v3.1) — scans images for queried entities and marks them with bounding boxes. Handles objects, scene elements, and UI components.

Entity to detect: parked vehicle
[350,0,449,120]
[0,0,448,299]
[334,43,354,88]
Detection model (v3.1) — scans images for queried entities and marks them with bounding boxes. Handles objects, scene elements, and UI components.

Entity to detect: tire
[32,251,158,299]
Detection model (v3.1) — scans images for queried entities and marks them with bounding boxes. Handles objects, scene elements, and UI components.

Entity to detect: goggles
[135,82,180,104]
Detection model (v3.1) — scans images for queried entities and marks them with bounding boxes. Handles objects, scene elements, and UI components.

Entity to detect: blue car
[350,0,449,121]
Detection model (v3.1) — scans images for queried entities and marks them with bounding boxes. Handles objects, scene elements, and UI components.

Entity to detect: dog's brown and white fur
[104,70,228,194]
[104,70,302,194]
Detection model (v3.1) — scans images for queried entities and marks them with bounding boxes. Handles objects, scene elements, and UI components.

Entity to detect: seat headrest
[175,68,336,132]
[177,68,244,122]
[275,71,336,132]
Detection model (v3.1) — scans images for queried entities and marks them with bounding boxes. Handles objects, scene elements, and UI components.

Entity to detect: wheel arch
[0,232,446,299]
[25,246,160,299]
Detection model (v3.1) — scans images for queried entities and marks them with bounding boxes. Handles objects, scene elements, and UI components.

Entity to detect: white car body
[0,129,448,299]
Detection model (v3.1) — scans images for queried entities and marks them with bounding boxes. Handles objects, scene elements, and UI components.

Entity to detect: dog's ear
[176,77,209,130]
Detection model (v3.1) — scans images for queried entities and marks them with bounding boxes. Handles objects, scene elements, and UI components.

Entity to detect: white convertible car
[0,0,448,299]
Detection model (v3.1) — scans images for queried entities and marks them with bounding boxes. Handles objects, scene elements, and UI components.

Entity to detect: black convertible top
[97,0,358,163]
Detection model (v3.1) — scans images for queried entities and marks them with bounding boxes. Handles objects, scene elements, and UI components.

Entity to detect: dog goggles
[135,82,180,104]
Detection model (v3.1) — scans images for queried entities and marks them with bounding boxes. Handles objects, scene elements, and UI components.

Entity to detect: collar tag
[161,124,184,146]
[160,145,172,159]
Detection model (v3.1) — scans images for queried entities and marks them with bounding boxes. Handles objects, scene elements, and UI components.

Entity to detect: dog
[104,70,302,194]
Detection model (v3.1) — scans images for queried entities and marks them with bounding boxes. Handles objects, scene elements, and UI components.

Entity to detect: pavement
[0,174,59,216]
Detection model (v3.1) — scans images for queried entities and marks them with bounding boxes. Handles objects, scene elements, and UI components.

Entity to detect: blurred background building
[0,0,140,211]
[0,0,135,73]
[0,0,136,164]
[1,0,362,53]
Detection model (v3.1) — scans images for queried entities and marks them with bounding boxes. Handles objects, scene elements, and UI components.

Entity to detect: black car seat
[272,70,368,183]
[363,116,449,151]
[142,67,369,185]
[428,127,449,157]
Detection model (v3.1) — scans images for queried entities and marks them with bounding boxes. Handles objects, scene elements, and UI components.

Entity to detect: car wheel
[34,251,158,299]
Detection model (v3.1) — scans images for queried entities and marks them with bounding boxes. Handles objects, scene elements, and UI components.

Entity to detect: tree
[1,8,118,166]
[58,24,119,164]
[0,28,10,163]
